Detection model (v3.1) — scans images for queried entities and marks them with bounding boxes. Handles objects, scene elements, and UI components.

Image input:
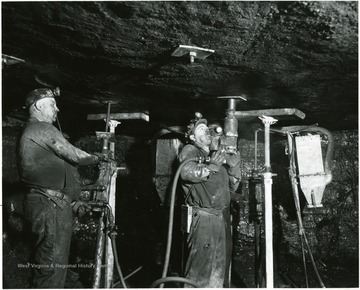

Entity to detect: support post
[93,213,106,288]
[259,115,277,288]
[104,169,118,288]
[89,110,147,288]
[104,120,120,288]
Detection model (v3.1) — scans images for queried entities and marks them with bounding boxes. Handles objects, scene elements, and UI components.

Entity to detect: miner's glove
[93,152,110,163]
[226,151,241,168]
[231,193,242,204]
[71,200,91,217]
[226,151,241,178]
[208,149,226,172]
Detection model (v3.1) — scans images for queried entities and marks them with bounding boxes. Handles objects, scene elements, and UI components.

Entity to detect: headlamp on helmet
[185,112,208,140]
[24,87,60,109]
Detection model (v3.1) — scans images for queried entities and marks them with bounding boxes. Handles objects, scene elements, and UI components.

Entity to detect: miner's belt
[29,188,72,208]
[45,189,72,203]
[192,206,228,217]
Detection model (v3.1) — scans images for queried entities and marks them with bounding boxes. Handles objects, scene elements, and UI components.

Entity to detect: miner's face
[36,97,59,124]
[191,123,212,146]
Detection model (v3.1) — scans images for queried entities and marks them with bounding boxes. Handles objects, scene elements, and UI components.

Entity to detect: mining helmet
[24,87,60,108]
[186,112,208,139]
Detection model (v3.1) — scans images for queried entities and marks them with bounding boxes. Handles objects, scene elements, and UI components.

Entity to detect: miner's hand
[208,149,226,172]
[227,151,241,179]
[72,200,91,217]
[226,151,241,168]
[93,152,111,163]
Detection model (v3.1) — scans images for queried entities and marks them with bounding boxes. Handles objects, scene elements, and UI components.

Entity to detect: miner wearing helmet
[178,112,242,288]
[17,88,105,288]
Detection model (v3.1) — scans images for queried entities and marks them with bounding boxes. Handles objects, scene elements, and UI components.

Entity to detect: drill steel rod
[228,98,236,111]
[254,130,258,171]
[105,102,111,132]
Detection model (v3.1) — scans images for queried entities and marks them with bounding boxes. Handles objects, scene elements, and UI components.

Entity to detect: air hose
[160,157,199,287]
[91,157,201,288]
[104,204,128,288]
[90,203,145,288]
[151,276,201,288]
[110,233,127,288]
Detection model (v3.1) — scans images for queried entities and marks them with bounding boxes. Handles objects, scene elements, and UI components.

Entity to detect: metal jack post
[249,172,264,288]
[258,115,278,288]
[92,143,118,288]
[92,104,120,288]
[88,104,149,288]
[249,129,264,288]
[233,107,305,288]
[104,120,120,288]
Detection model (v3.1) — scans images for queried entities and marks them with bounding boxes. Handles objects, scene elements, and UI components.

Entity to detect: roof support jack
[171,45,215,64]
[86,103,149,288]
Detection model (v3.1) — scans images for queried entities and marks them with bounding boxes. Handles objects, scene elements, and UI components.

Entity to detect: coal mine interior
[2,1,358,288]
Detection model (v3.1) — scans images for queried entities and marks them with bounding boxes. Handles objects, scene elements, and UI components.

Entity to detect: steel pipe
[259,116,277,288]
[93,213,106,288]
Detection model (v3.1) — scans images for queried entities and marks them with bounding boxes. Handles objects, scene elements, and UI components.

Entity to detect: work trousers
[24,193,73,288]
[184,207,232,288]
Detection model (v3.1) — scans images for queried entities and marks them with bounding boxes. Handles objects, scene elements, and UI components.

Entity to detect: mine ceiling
[1,1,358,137]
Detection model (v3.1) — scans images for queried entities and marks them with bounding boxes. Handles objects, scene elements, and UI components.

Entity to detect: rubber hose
[289,137,309,287]
[302,232,326,288]
[161,157,198,281]
[151,276,201,288]
[113,266,143,288]
[111,235,127,288]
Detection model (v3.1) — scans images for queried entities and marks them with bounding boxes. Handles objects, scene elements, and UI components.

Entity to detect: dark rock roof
[2,1,358,136]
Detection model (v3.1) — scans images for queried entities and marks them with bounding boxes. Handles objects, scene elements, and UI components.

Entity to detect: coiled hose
[100,157,201,288]
[160,157,199,288]
[151,276,200,288]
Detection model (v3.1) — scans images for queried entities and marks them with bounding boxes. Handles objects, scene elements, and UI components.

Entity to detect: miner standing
[178,113,242,288]
[17,88,105,288]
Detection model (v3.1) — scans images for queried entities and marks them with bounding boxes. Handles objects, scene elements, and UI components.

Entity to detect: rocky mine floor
[3,230,358,289]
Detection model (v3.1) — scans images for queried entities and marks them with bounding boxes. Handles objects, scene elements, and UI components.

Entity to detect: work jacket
[178,144,241,210]
[17,117,98,200]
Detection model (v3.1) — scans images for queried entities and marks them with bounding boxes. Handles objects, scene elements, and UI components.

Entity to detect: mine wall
[2,127,358,288]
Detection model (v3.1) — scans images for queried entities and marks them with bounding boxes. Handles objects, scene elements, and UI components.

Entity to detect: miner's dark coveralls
[178,143,241,288]
[17,115,100,288]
